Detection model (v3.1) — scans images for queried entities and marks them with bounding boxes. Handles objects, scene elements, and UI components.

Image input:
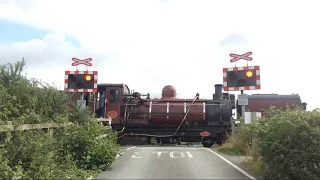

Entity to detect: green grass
[242,157,264,174]
[216,142,245,156]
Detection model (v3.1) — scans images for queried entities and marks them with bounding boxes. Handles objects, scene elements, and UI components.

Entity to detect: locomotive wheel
[201,137,214,148]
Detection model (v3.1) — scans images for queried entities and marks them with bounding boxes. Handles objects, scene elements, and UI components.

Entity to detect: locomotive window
[110,89,119,103]
[123,85,130,95]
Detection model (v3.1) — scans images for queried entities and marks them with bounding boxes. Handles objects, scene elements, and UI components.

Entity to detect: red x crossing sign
[229,52,253,62]
[71,58,92,66]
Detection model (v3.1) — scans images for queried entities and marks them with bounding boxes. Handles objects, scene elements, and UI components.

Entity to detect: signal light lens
[246,70,253,78]
[85,75,92,81]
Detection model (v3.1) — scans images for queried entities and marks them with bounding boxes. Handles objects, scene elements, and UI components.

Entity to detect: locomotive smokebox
[214,84,223,100]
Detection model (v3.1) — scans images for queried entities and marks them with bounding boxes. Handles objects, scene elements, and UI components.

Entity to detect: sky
[0,0,319,110]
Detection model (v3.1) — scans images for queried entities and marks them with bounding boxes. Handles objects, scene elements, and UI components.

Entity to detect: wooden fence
[0,117,113,145]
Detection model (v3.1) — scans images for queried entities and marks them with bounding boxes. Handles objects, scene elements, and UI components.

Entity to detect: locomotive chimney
[214,84,223,100]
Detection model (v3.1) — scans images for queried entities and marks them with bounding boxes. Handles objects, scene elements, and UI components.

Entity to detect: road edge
[202,148,258,180]
[88,146,136,179]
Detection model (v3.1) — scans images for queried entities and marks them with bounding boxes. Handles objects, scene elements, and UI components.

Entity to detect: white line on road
[116,151,125,159]
[186,151,194,158]
[126,146,136,151]
[202,148,256,180]
[115,146,136,159]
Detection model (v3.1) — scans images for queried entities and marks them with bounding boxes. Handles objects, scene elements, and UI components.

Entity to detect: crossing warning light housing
[64,71,98,92]
[223,66,261,91]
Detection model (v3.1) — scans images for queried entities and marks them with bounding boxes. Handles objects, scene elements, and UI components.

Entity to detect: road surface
[94,146,256,179]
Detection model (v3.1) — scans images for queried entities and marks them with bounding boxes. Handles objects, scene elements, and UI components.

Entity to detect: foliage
[217,119,253,156]
[255,107,320,180]
[57,120,120,171]
[218,107,320,179]
[0,59,120,179]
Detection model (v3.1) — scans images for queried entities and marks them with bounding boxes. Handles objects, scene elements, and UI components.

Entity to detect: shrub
[255,107,320,180]
[219,107,320,179]
[217,119,253,156]
[0,59,120,179]
[57,119,120,171]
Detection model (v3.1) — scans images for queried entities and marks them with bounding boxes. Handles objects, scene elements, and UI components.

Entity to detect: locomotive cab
[94,83,130,124]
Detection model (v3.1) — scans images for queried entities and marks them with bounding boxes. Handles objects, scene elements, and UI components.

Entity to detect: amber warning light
[85,75,92,81]
[246,70,253,78]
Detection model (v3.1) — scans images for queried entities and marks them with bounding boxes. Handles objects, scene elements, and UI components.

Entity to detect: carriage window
[110,89,119,103]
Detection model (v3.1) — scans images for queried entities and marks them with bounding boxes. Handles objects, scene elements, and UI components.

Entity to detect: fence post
[48,128,54,136]
[6,121,12,142]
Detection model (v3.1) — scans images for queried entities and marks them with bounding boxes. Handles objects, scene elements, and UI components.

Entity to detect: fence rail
[0,118,111,132]
[0,118,113,144]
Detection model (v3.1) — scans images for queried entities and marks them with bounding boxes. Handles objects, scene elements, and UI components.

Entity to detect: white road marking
[126,146,136,150]
[152,151,168,158]
[151,151,194,159]
[115,146,136,159]
[202,148,256,180]
[170,151,185,158]
[186,151,194,158]
[131,152,142,158]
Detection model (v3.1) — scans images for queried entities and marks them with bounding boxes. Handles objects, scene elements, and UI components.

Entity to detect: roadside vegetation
[0,59,120,179]
[217,107,320,179]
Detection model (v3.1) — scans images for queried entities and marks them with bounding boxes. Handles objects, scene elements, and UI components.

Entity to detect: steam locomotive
[70,83,235,147]
[69,83,306,147]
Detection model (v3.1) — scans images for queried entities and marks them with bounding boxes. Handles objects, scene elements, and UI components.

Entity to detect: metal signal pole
[241,90,245,119]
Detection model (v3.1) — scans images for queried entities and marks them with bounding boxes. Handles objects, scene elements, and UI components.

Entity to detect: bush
[255,107,320,180]
[0,59,120,179]
[218,107,320,179]
[57,120,120,171]
[216,119,253,156]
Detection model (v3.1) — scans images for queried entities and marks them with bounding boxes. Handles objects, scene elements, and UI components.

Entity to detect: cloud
[220,33,248,47]
[0,0,319,109]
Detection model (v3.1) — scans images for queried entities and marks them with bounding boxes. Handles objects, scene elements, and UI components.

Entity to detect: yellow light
[246,71,253,78]
[85,75,92,81]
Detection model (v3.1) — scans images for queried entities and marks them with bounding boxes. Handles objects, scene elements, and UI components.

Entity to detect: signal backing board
[223,66,260,91]
[64,70,98,92]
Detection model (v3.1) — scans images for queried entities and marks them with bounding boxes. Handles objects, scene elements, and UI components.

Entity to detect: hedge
[0,59,120,179]
[218,106,320,179]
[254,107,320,179]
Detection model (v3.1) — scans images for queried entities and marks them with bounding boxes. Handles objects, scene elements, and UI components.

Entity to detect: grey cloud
[219,32,248,46]
[0,33,111,69]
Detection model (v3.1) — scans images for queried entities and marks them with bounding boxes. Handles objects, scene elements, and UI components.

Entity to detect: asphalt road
[94,146,256,180]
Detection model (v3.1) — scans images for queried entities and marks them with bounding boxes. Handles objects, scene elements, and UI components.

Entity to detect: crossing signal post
[64,57,98,111]
[223,51,261,119]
